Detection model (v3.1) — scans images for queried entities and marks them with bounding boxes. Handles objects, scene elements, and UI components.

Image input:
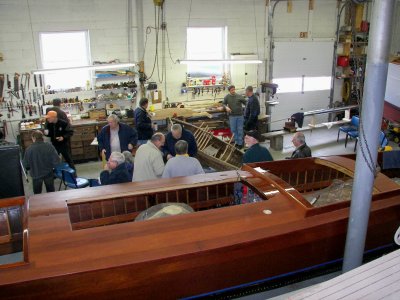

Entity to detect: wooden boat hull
[1,157,399,299]
[172,118,243,171]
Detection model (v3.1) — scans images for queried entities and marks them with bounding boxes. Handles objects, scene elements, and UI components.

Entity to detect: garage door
[270,41,334,131]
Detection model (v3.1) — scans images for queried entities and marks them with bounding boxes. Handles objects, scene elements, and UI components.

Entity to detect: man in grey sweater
[223,85,247,149]
[162,140,204,178]
[23,130,60,194]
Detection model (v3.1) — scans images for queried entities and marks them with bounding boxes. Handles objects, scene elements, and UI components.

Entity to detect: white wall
[1,0,400,142]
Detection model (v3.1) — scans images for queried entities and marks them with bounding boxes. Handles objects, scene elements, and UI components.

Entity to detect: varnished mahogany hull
[1,157,399,299]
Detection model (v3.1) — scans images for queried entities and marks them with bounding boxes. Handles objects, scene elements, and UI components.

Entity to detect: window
[186,27,227,78]
[273,76,332,93]
[39,31,91,90]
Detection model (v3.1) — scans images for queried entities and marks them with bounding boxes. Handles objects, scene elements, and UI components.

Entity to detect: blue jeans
[229,115,244,146]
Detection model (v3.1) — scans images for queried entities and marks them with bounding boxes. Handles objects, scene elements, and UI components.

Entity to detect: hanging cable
[183,0,193,60]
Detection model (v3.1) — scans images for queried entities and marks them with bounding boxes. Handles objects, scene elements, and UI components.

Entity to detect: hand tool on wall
[34,74,37,88]
[21,100,26,119]
[14,73,20,99]
[7,74,11,90]
[0,74,4,102]
[28,105,32,117]
[21,83,25,100]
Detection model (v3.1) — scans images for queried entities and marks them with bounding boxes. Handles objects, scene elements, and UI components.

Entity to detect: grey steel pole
[342,0,395,273]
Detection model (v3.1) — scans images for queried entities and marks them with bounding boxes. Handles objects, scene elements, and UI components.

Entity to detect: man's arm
[50,145,61,167]
[63,122,74,139]
[187,133,198,157]
[153,154,165,177]
[136,109,152,130]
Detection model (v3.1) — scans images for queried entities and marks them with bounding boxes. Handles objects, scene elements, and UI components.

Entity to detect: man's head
[151,132,165,149]
[245,86,253,97]
[45,110,58,123]
[171,124,183,139]
[53,98,62,107]
[175,140,188,155]
[107,114,120,130]
[292,132,306,148]
[107,152,125,170]
[139,97,149,109]
[244,130,261,147]
[228,85,236,95]
[31,130,44,142]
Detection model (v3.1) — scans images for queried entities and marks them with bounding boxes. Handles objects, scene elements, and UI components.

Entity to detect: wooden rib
[220,135,234,159]
[197,126,210,148]
[199,133,213,150]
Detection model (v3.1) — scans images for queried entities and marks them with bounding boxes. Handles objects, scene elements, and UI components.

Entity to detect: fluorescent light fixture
[32,63,136,75]
[178,59,263,65]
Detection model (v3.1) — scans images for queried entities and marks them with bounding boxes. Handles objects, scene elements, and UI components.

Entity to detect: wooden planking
[289,249,400,300]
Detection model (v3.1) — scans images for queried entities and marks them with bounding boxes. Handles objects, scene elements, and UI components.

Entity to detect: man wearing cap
[44,110,75,170]
[242,130,273,164]
[46,98,69,123]
[244,86,260,131]
[223,85,247,149]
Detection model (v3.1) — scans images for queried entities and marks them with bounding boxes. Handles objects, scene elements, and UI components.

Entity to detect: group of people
[98,116,203,185]
[23,94,312,194]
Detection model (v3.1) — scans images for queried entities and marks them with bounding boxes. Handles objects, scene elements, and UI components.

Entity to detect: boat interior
[1,155,399,268]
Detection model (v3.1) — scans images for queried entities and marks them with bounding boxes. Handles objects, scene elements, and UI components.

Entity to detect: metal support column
[342,0,395,273]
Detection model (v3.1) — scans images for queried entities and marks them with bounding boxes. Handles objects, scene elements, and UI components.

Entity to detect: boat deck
[288,248,400,300]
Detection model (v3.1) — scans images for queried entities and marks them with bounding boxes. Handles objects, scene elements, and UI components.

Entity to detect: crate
[89,109,106,120]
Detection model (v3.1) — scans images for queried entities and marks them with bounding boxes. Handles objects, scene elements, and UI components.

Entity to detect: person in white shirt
[162,140,204,178]
[132,132,165,182]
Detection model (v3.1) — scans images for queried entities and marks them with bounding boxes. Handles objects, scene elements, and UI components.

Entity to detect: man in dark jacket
[290,132,312,159]
[135,97,154,145]
[23,130,60,194]
[244,86,260,131]
[163,123,197,160]
[44,110,75,170]
[100,152,130,185]
[98,114,138,160]
[46,98,69,123]
[243,130,273,164]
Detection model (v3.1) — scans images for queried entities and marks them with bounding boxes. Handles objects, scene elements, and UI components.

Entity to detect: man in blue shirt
[244,86,260,131]
[242,130,273,164]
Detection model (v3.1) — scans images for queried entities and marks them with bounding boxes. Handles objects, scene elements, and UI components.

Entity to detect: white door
[270,41,334,131]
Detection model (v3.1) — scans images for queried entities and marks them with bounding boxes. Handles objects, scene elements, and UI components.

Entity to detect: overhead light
[32,63,136,75]
[177,59,263,65]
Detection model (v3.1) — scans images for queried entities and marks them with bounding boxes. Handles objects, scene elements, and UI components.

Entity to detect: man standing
[162,140,204,178]
[223,85,247,149]
[243,130,273,164]
[133,132,165,182]
[23,130,60,194]
[97,114,138,160]
[44,110,75,170]
[164,123,197,160]
[135,97,154,145]
[290,132,312,158]
[46,98,69,123]
[244,86,260,131]
[100,152,130,185]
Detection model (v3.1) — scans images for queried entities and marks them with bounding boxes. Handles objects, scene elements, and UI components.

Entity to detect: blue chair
[54,163,75,191]
[345,130,359,149]
[61,169,90,190]
[337,116,359,142]
[353,131,388,152]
